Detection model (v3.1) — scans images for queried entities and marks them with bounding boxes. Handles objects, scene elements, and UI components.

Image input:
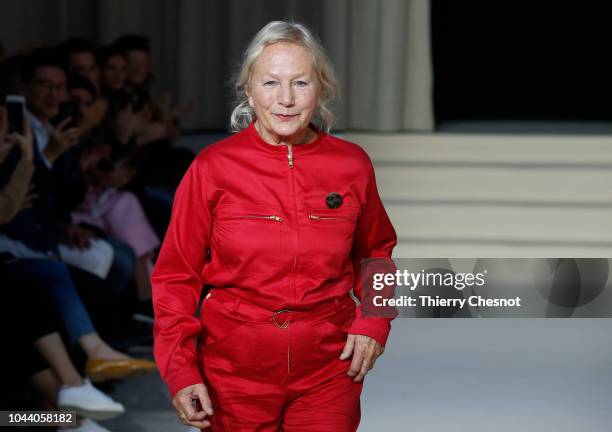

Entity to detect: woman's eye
[263,81,277,87]
[294,81,309,87]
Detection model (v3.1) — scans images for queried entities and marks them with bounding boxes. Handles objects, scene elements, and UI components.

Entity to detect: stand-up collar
[247,121,325,156]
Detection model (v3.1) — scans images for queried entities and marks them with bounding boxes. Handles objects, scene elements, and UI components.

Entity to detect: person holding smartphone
[0,103,34,225]
[0,50,157,384]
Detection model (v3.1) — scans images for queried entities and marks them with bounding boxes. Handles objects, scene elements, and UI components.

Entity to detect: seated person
[0,51,155,381]
[97,44,128,95]
[57,37,100,94]
[72,132,159,320]
[57,39,107,135]
[0,267,125,432]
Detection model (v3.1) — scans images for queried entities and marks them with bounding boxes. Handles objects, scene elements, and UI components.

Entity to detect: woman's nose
[277,83,294,106]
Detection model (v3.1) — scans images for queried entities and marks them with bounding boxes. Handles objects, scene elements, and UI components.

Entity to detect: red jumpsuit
[152,123,397,431]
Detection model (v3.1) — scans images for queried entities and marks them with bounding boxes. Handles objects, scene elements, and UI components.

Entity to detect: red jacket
[152,123,397,395]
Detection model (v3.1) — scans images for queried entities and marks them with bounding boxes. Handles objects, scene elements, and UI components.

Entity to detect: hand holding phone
[45,117,80,163]
[6,95,25,135]
[2,96,33,161]
[51,101,80,129]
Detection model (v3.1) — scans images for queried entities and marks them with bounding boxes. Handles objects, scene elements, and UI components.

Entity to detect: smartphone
[5,95,25,135]
[51,101,80,129]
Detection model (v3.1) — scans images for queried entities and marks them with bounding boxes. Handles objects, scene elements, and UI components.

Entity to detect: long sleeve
[152,157,211,396]
[0,156,34,225]
[348,160,397,346]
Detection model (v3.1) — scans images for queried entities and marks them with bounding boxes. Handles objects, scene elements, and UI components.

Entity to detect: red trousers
[198,290,363,431]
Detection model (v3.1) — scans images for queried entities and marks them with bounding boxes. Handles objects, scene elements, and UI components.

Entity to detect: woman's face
[102,54,128,91]
[247,42,320,144]
[126,50,151,87]
[69,87,94,120]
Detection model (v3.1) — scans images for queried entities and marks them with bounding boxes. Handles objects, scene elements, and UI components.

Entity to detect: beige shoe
[85,358,156,382]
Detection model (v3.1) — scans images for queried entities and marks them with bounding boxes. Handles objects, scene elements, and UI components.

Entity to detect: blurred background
[0,1,610,431]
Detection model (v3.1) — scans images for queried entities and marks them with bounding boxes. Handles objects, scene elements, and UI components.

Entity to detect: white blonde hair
[230,21,339,132]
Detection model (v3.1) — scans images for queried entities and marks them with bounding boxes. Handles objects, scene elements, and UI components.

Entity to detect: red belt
[207,288,356,329]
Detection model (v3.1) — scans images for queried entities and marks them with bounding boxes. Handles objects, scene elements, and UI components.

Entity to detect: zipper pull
[270,215,283,222]
[287,145,294,169]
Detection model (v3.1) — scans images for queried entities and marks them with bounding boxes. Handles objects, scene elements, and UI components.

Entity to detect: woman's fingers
[347,345,364,379]
[194,384,214,416]
[353,355,373,383]
[181,395,201,420]
[339,334,355,360]
[345,334,385,382]
[173,384,213,429]
[182,399,211,428]
[179,404,210,429]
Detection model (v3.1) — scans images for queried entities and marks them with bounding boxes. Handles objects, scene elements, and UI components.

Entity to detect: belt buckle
[272,309,290,329]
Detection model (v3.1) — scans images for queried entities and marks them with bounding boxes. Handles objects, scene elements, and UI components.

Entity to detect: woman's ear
[244,85,254,109]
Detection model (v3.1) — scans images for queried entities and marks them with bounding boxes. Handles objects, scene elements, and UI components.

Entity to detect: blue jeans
[7,258,95,345]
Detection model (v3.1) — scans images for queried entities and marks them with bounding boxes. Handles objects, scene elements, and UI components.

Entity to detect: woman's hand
[172,383,214,429]
[340,334,385,382]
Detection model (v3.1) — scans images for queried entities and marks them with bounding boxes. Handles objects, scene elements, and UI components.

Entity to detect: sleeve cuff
[348,317,391,346]
[166,369,204,397]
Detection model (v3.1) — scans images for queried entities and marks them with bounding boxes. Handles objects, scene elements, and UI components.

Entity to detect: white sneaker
[58,418,112,431]
[58,378,125,420]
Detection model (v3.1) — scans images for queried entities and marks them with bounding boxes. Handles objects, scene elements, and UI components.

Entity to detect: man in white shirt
[22,54,79,168]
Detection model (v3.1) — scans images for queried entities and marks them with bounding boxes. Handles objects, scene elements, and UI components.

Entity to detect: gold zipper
[236,215,283,222]
[287,144,294,168]
[287,324,291,375]
[308,214,342,221]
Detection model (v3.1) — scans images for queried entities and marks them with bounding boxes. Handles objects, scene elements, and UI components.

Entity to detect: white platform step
[346,132,612,257]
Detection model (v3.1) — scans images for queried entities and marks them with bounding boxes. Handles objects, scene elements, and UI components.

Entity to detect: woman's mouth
[274,114,299,122]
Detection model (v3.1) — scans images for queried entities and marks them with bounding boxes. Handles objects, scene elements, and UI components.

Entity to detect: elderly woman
[153,21,396,431]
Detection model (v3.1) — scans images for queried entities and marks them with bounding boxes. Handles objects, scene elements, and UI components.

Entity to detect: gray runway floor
[101,319,612,431]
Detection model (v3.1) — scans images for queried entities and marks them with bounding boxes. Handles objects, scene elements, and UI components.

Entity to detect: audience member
[57,38,101,94]
[97,44,128,94]
[114,34,152,90]
[0,32,197,425]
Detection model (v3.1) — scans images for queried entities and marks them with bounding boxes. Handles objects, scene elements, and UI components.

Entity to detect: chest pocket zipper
[309,214,337,221]
[231,215,283,222]
[308,213,354,222]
